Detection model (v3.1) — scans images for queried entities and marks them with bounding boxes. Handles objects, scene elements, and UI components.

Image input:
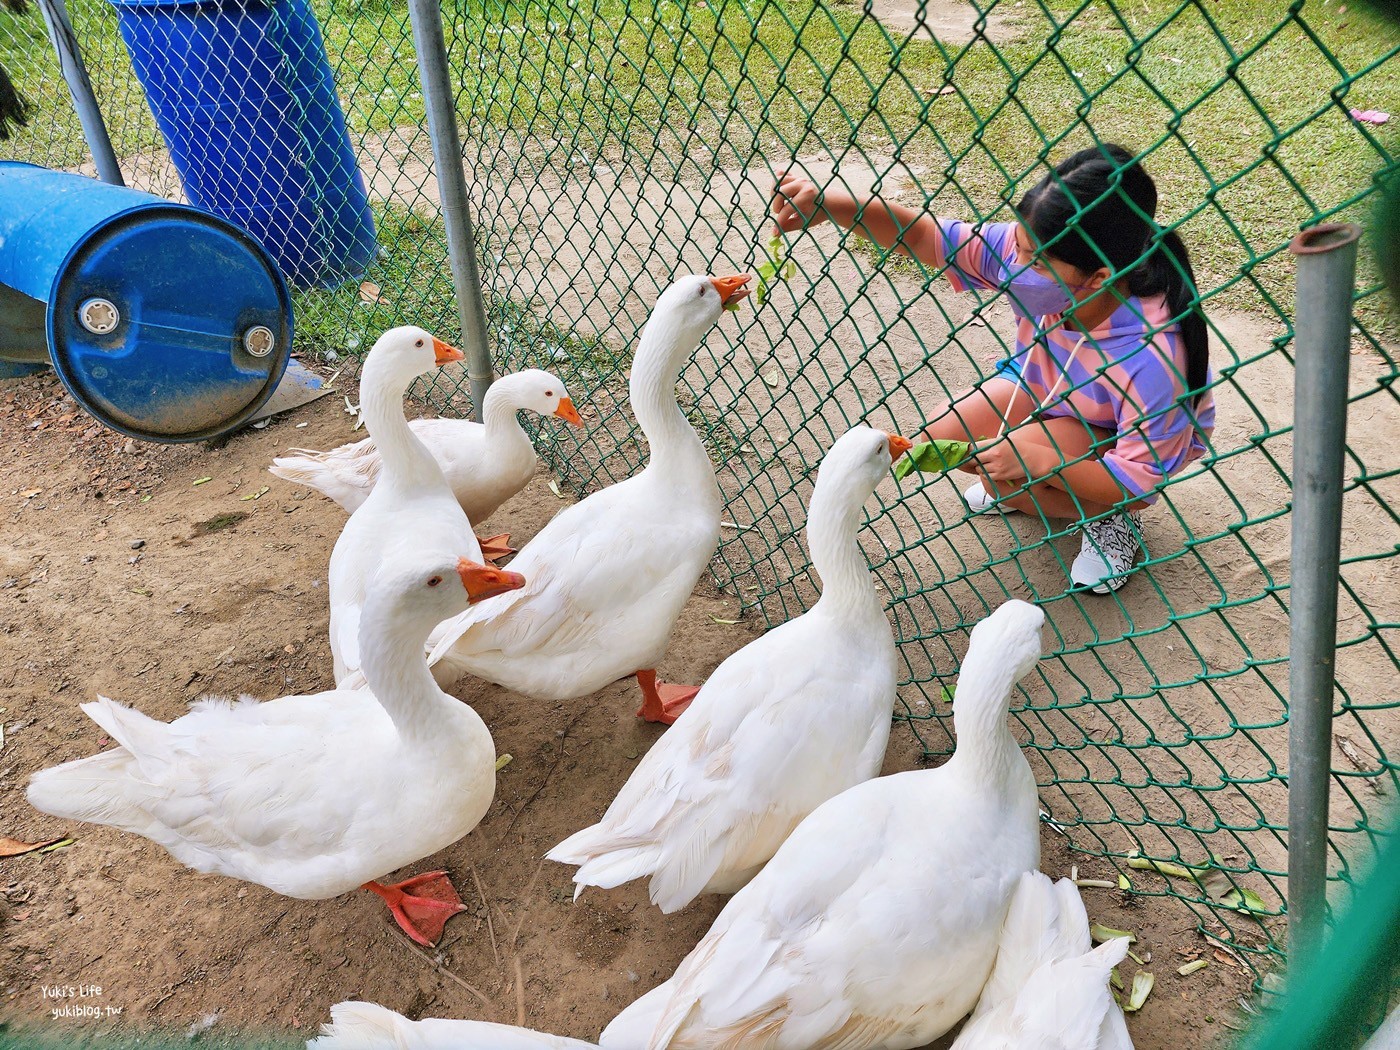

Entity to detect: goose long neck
[481,385,532,459]
[807,480,879,616]
[360,361,441,489]
[358,611,460,741]
[947,652,1029,785]
[630,314,709,476]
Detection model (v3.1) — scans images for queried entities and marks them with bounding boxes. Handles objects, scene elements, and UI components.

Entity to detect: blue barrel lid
[47,204,293,442]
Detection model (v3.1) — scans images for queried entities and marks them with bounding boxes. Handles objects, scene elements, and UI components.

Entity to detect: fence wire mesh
[1,0,1398,983]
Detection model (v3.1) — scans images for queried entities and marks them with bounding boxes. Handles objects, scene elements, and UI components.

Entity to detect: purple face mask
[1003,268,1076,319]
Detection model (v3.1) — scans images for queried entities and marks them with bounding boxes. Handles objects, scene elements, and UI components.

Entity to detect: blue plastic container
[0,162,293,442]
[107,0,377,289]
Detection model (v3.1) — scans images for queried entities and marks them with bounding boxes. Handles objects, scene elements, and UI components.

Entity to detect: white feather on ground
[308,1001,600,1049]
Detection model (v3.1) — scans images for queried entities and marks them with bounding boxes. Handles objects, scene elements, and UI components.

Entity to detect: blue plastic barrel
[107,0,377,289]
[0,162,292,442]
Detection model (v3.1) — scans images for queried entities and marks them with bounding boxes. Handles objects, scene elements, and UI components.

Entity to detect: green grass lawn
[1,0,1395,341]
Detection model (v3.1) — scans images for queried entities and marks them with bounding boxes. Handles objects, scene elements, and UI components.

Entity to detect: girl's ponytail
[1129,229,1209,407]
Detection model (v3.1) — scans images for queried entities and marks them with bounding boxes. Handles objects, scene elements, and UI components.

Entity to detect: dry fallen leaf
[358,281,389,305]
[0,835,65,858]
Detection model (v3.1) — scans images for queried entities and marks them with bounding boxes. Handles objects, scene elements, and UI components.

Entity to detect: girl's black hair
[1014,143,1210,405]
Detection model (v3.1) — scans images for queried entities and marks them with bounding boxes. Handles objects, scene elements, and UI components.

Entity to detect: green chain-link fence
[2,0,1397,983]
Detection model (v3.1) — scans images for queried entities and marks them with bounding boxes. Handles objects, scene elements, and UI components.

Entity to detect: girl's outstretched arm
[770,168,951,268]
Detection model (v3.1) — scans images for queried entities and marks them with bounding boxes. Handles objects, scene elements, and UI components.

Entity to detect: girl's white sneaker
[963,479,1019,515]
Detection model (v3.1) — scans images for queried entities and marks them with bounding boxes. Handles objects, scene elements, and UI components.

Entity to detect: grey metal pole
[1286,221,1362,970]
[36,0,124,186]
[406,0,493,421]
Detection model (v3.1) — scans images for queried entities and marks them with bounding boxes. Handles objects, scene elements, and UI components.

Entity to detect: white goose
[270,368,583,560]
[325,326,482,685]
[422,274,751,723]
[309,1002,599,1049]
[598,598,1046,1050]
[27,555,525,947]
[548,425,913,912]
[952,871,1133,1050]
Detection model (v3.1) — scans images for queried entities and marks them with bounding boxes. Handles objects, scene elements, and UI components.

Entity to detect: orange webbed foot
[635,669,700,725]
[363,870,467,946]
[476,532,515,565]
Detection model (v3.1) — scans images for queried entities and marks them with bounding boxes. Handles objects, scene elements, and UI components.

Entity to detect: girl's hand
[969,433,1054,484]
[771,168,833,234]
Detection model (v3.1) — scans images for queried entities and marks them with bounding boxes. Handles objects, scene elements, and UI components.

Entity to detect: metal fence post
[36,0,124,186]
[1286,221,1362,970]
[406,0,493,421]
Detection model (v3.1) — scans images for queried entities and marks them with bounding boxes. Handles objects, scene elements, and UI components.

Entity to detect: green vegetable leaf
[892,440,972,480]
[1125,971,1155,1012]
[1178,959,1210,976]
[1220,887,1269,914]
[1091,924,1137,944]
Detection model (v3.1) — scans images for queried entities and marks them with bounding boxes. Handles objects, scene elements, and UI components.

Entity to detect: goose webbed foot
[363,870,467,946]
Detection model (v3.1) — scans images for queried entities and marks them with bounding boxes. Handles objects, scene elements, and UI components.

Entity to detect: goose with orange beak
[321,325,510,685]
[29,556,525,949]
[549,427,911,913]
[418,274,751,723]
[271,368,585,561]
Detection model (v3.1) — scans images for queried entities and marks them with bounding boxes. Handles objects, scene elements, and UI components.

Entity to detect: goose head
[645,274,752,354]
[362,325,463,390]
[495,368,584,426]
[965,598,1046,691]
[370,555,527,637]
[816,425,913,499]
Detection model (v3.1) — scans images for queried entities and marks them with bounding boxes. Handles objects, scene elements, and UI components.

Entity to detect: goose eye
[427,575,442,587]
[545,390,554,397]
[697,285,707,298]
[415,339,424,348]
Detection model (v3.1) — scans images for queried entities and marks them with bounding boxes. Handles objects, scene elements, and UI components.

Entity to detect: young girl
[770,143,1215,594]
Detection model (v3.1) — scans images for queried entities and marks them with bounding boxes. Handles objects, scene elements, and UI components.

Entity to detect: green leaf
[1091,924,1137,944]
[939,684,955,704]
[1127,855,1207,882]
[892,440,972,480]
[1178,959,1210,976]
[1109,968,1124,991]
[1118,873,1132,890]
[1220,887,1269,914]
[1125,971,1154,1012]
[36,837,76,854]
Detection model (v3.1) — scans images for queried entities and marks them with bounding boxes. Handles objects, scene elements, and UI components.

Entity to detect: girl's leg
[918,378,1036,473]
[981,415,1124,519]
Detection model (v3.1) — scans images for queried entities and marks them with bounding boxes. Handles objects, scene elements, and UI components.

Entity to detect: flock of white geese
[25,274,1133,1049]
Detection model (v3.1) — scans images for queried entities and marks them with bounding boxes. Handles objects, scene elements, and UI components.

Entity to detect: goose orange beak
[554,397,583,426]
[433,337,464,366]
[456,558,526,603]
[711,274,753,306]
[887,434,914,462]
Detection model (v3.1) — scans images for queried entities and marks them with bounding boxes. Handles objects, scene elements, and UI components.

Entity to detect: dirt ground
[0,366,1263,1050]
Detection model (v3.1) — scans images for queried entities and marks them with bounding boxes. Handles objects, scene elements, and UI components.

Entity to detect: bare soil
[0,368,1261,1049]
